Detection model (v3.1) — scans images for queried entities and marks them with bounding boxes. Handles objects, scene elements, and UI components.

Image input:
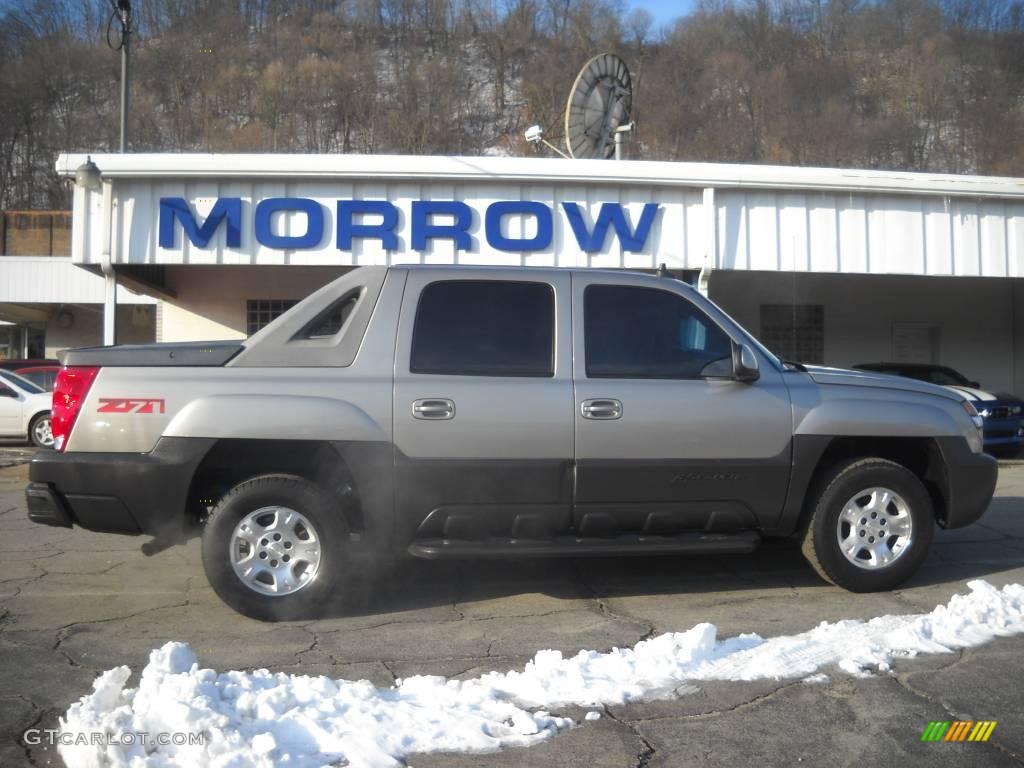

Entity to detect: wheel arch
[26,409,53,446]
[775,435,950,535]
[186,439,366,535]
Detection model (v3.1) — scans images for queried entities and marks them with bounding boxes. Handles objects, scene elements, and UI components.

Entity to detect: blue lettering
[411,200,472,251]
[485,201,553,252]
[254,198,324,249]
[337,200,398,251]
[158,197,660,254]
[562,202,660,252]
[159,197,241,248]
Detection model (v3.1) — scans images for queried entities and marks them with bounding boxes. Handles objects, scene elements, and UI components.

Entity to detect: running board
[408,531,761,559]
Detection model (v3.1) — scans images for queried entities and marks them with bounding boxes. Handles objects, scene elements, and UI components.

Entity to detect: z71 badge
[97,398,166,414]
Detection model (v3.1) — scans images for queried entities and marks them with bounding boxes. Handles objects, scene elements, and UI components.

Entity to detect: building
[51,153,1024,392]
[0,210,156,360]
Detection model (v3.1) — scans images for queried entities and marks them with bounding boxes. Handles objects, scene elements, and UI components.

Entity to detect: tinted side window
[411,280,555,377]
[293,289,362,340]
[585,285,732,379]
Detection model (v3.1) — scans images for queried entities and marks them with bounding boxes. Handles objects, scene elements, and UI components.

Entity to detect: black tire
[28,412,53,449]
[202,474,350,621]
[800,458,934,592]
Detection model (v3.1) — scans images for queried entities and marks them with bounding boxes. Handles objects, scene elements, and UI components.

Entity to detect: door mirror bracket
[731,342,760,383]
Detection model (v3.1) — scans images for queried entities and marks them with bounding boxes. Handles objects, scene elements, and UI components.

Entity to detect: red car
[13,365,61,391]
[0,359,59,371]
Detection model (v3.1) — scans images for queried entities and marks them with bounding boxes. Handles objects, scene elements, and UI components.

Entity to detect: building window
[247,299,298,335]
[760,304,824,364]
[891,322,940,364]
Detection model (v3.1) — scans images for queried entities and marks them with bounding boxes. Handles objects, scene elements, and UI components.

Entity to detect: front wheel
[202,474,350,621]
[800,458,934,592]
[29,412,53,449]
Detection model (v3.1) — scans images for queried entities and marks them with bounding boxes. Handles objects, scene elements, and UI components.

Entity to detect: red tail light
[51,367,100,452]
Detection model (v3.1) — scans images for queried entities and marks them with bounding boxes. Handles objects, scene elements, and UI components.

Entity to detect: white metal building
[54,153,1024,392]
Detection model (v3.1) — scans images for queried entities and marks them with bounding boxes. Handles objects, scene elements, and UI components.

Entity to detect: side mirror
[732,342,760,383]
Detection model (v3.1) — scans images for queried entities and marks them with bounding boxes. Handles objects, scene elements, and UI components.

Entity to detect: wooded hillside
[1,0,1022,209]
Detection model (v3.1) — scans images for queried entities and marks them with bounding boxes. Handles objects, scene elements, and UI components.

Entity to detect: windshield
[922,368,971,386]
[0,369,45,394]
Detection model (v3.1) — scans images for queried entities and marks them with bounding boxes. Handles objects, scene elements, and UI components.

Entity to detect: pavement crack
[52,599,190,660]
[622,679,805,724]
[451,600,466,622]
[17,699,45,767]
[295,625,338,666]
[572,564,656,643]
[602,705,656,768]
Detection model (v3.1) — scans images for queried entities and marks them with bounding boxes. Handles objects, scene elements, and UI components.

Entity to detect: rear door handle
[581,398,622,420]
[412,398,456,420]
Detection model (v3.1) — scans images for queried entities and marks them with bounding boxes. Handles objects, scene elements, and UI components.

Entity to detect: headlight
[962,399,984,453]
[1012,406,1022,416]
[961,399,983,427]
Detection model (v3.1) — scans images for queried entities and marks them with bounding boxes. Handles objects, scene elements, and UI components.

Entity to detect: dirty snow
[60,580,1024,768]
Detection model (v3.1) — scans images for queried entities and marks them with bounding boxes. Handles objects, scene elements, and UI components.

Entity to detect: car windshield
[0,369,45,394]
[923,368,971,386]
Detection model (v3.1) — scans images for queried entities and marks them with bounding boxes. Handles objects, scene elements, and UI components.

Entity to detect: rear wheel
[29,412,53,449]
[801,458,934,592]
[202,474,350,621]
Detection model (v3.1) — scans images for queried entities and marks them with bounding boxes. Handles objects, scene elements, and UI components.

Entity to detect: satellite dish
[564,54,633,159]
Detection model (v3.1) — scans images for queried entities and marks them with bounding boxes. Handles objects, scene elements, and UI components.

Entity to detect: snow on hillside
[59,580,1024,768]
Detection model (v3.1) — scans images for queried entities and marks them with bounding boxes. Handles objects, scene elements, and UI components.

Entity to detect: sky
[625,0,697,27]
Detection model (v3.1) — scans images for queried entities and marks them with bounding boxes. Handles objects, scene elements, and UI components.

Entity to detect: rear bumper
[937,436,998,529]
[25,483,72,528]
[26,437,215,538]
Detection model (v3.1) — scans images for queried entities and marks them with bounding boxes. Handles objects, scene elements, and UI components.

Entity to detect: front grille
[988,407,1012,419]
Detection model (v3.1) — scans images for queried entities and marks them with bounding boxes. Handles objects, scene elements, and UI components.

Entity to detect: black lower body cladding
[936,436,998,528]
[26,437,216,538]
[778,435,997,535]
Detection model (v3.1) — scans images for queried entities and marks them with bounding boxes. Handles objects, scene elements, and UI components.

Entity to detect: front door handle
[581,398,622,420]
[412,398,456,420]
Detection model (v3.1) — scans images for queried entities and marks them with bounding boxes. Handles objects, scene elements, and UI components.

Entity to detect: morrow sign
[158,198,662,253]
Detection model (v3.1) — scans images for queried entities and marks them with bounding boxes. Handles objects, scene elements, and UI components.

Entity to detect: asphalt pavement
[1,452,1023,767]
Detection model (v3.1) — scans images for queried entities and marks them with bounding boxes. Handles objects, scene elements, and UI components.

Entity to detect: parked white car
[0,370,54,448]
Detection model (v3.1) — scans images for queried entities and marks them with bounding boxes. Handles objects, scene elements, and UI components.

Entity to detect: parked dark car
[0,359,59,371]
[14,365,61,391]
[854,363,1023,454]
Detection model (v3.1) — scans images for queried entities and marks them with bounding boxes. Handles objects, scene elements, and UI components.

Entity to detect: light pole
[107,0,133,152]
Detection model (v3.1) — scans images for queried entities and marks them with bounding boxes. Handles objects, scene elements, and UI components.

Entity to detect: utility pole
[105,0,132,345]
[118,1,131,152]
[108,0,133,152]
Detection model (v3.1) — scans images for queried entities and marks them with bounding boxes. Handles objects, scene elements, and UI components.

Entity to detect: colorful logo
[921,721,997,742]
[97,397,166,414]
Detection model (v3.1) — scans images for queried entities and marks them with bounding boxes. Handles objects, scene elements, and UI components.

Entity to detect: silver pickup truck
[26,266,997,620]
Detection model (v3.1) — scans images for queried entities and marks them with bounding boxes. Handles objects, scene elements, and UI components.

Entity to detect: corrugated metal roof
[57,154,1024,200]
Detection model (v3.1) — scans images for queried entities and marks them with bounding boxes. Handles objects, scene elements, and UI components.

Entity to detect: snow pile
[60,580,1024,768]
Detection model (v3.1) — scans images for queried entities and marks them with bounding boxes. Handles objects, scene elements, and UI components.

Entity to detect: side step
[408,530,761,559]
